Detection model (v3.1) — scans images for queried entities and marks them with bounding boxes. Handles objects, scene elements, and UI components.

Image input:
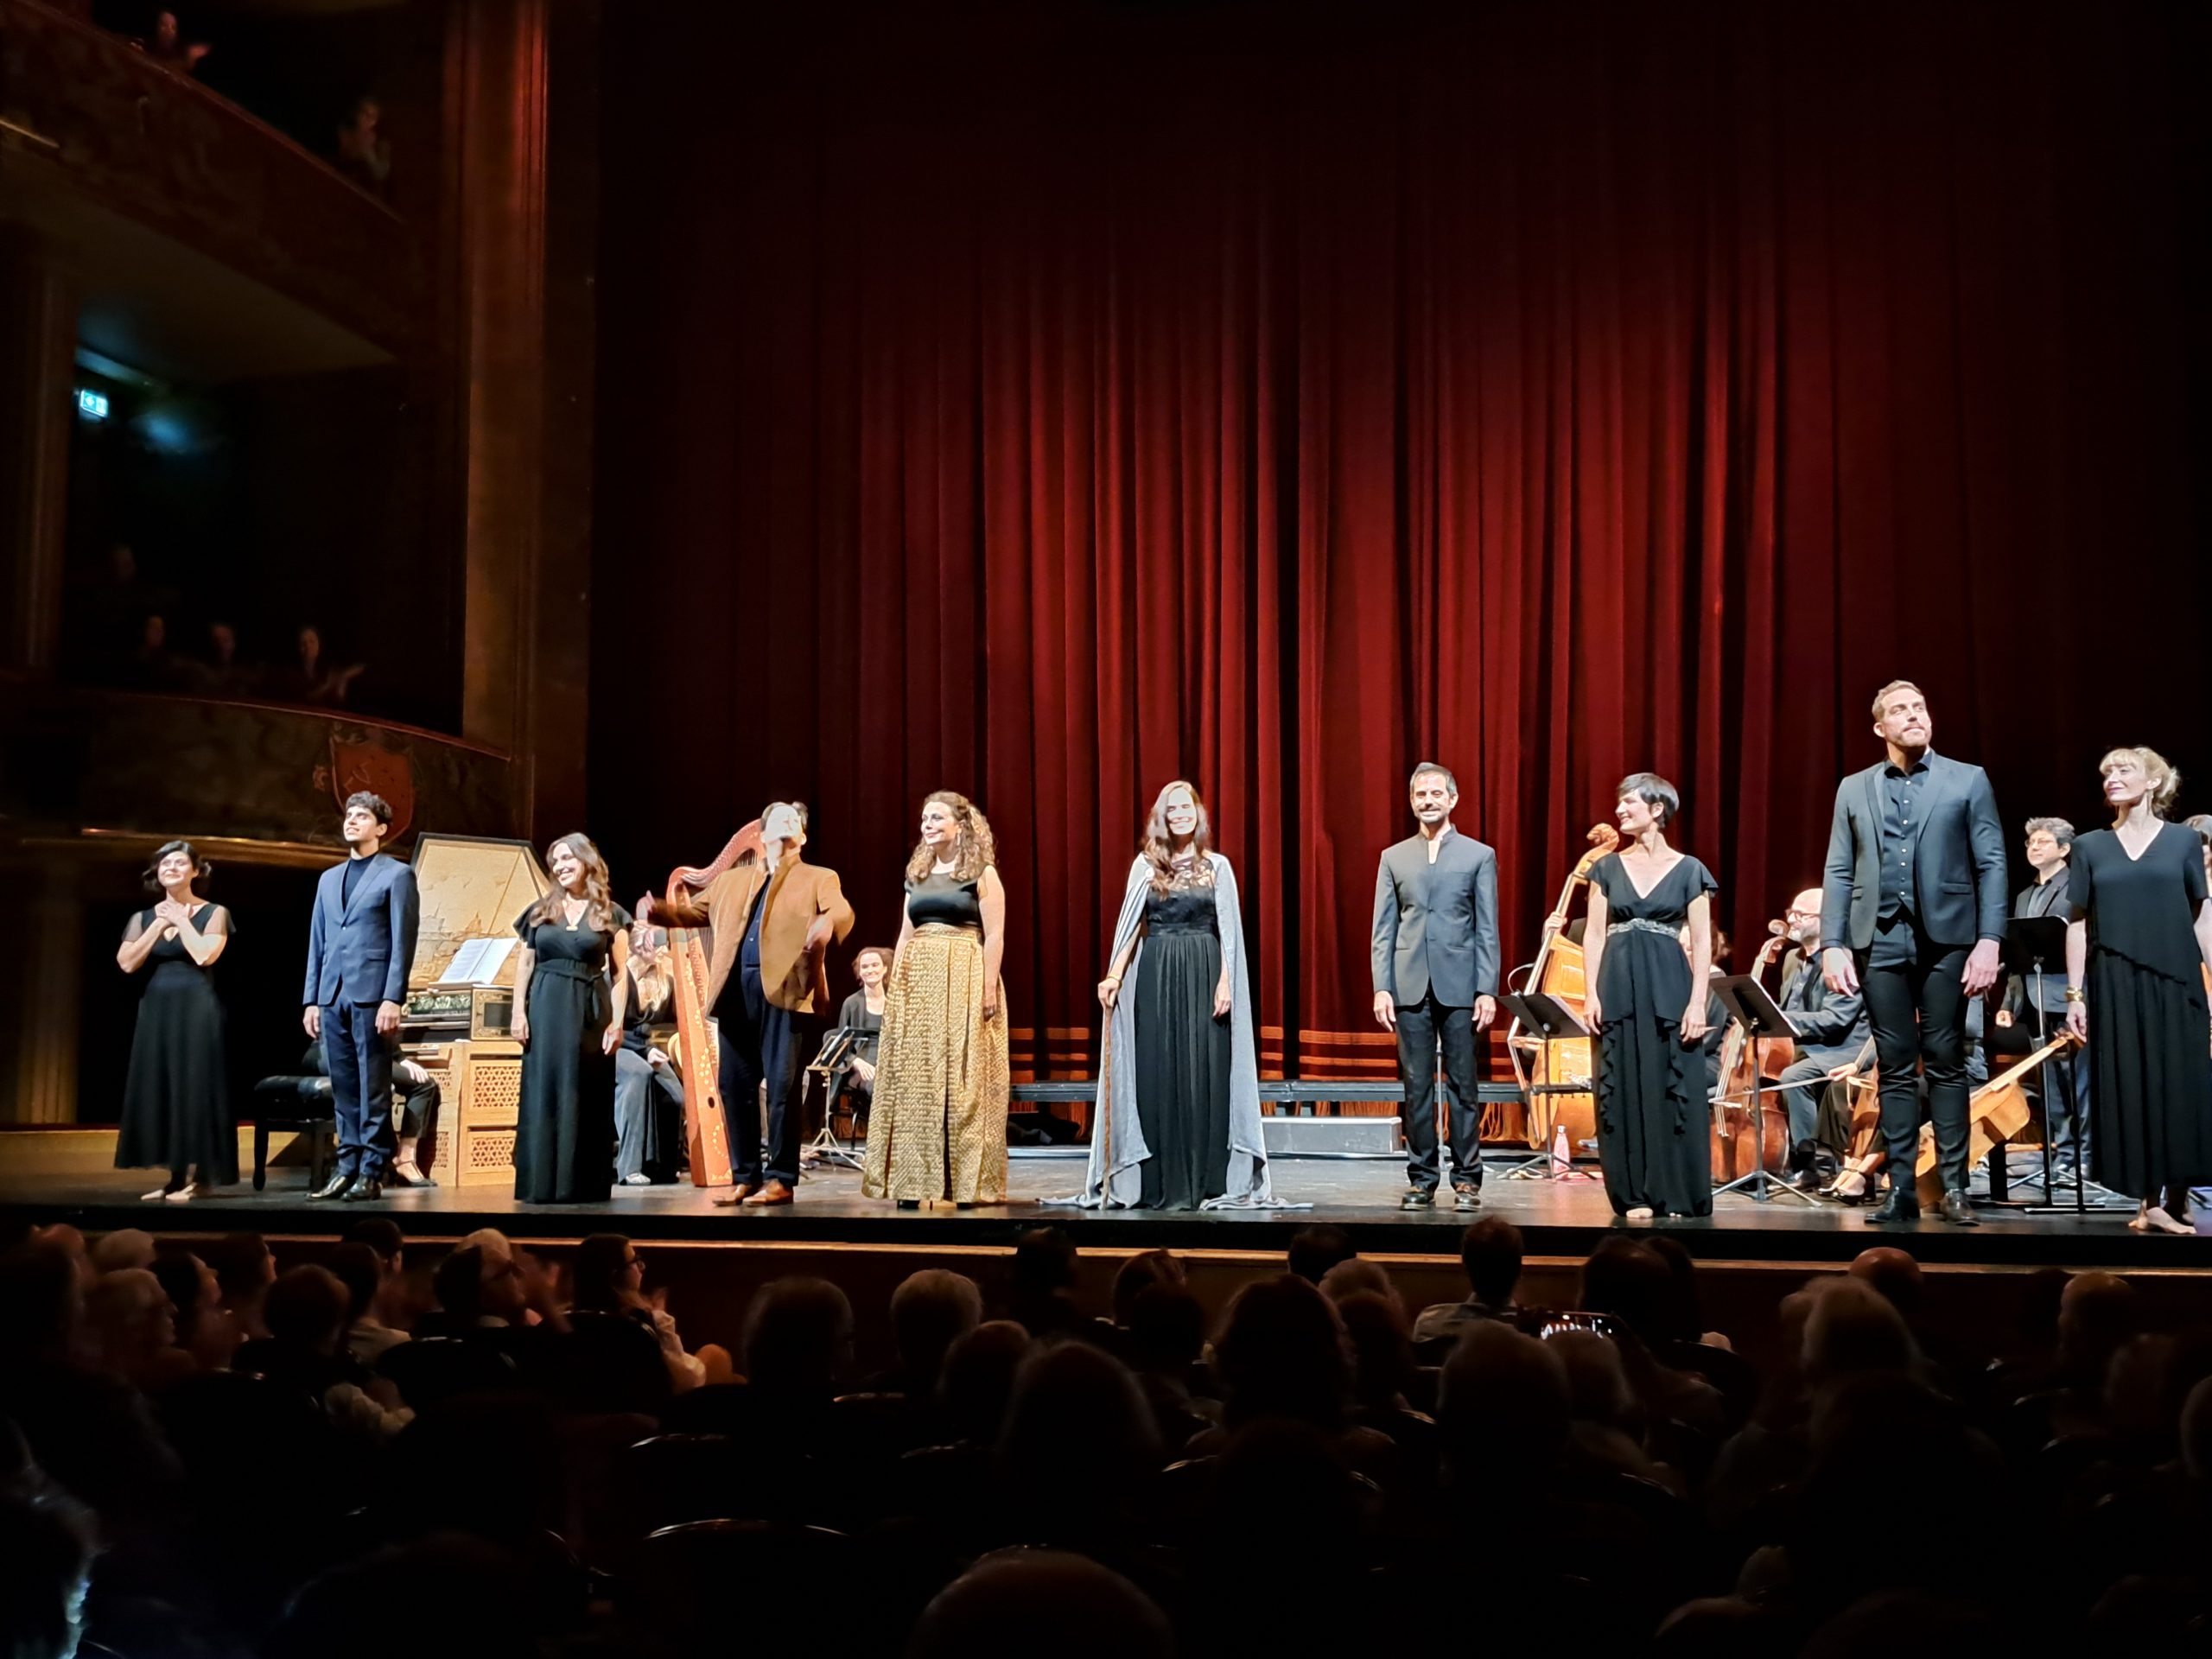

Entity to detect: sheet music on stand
[435,937,518,985]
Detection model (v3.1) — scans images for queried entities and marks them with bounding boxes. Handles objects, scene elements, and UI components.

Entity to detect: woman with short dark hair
[115,840,235,1201]
[1579,775,1718,1220]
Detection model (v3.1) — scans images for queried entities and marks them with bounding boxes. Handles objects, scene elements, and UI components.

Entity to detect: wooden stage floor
[3,1145,2202,1272]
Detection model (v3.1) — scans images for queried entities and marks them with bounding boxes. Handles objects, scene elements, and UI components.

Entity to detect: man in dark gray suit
[1373,762,1501,1210]
[302,791,421,1203]
[1821,681,2006,1225]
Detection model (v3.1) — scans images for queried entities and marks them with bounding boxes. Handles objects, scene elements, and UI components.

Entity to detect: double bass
[639,821,764,1188]
[1500,823,1621,1150]
[1708,919,1794,1180]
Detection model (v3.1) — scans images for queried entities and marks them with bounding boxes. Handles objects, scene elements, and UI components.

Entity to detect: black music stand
[1999,916,2100,1216]
[1497,991,1599,1181]
[798,1026,868,1173]
[1710,975,1815,1205]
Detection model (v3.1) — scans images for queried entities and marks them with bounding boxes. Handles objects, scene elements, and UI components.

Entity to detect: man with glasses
[1770,887,1870,1182]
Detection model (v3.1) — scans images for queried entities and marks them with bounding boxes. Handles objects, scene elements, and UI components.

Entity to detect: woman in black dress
[1580,773,1718,1221]
[116,840,236,1201]
[513,833,631,1204]
[1082,781,1273,1210]
[2064,747,2212,1236]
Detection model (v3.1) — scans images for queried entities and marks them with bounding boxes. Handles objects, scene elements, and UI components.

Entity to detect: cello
[639,821,764,1188]
[1500,823,1621,1149]
[1708,919,1794,1180]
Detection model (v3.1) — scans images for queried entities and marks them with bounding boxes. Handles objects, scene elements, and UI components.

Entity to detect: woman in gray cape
[1083,780,1275,1209]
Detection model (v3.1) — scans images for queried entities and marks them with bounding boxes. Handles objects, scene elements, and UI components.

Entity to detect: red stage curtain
[593,0,2209,1083]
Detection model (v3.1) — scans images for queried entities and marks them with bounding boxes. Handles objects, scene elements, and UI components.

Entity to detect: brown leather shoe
[741,1179,795,1206]
[711,1182,761,1208]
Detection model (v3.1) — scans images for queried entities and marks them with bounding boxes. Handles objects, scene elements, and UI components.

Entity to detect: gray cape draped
[1072,852,1280,1208]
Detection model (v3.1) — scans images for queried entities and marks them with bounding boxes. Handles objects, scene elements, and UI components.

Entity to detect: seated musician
[829,945,892,1135]
[615,925,686,1185]
[1990,817,2089,1178]
[1768,889,1871,1188]
[302,1041,442,1187]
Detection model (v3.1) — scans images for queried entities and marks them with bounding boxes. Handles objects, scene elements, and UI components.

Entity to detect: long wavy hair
[529,833,617,931]
[1140,779,1214,892]
[904,791,996,884]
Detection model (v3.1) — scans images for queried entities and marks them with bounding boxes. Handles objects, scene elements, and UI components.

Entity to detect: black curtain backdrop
[591,0,2209,1084]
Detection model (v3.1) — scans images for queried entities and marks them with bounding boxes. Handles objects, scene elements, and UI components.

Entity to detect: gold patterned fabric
[862,924,1009,1203]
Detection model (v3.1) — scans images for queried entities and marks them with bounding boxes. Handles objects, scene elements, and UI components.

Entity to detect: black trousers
[1396,991,1483,1192]
[717,965,806,1186]
[1859,914,1972,1193]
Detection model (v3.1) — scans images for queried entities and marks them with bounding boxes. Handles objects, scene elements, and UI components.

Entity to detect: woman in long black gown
[1580,773,1718,1221]
[2064,747,2212,1236]
[116,840,237,1201]
[513,834,631,1204]
[1083,781,1273,1210]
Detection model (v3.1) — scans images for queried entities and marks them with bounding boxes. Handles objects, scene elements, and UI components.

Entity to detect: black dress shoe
[1452,1185,1483,1211]
[1401,1189,1437,1210]
[342,1177,384,1203]
[308,1172,354,1201]
[1938,1189,1980,1226]
[1865,1189,1921,1224]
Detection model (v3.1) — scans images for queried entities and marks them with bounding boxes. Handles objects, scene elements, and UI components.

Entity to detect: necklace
[563,895,588,930]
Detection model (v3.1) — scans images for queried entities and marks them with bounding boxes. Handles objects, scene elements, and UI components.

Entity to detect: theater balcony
[0,0,424,365]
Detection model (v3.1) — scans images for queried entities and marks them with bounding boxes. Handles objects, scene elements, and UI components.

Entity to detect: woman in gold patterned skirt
[861,791,1011,1206]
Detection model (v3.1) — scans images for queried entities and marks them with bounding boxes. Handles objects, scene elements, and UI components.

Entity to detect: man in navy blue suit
[302,791,421,1202]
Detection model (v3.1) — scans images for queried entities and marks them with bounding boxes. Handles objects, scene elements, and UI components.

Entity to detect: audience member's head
[1212,1274,1351,1430]
[1318,1256,1402,1315]
[1578,1237,1673,1345]
[431,1247,486,1323]
[1847,1247,1925,1322]
[340,1217,404,1271]
[1336,1289,1415,1410]
[1552,1330,1637,1433]
[81,1268,175,1381]
[1109,1249,1185,1327]
[2058,1272,2139,1380]
[203,1231,277,1338]
[995,1342,1161,1529]
[0,1487,97,1659]
[88,1229,156,1276]
[1800,1278,1917,1392]
[2180,1374,2212,1484]
[1285,1224,1355,1285]
[742,1277,853,1398]
[910,1548,1171,1659]
[1439,1323,1570,1484]
[149,1247,221,1354]
[1458,1217,1524,1309]
[569,1234,644,1315]
[327,1243,385,1328]
[938,1320,1032,1445]
[1126,1282,1206,1376]
[889,1269,984,1388]
[1641,1233,1709,1344]
[264,1265,351,1357]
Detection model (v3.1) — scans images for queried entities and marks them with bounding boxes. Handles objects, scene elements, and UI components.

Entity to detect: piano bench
[251,1077,336,1192]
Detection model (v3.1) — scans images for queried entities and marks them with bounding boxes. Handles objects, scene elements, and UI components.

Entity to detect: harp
[640,821,762,1188]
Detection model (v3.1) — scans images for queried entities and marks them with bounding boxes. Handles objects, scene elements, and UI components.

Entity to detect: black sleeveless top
[907,871,983,929]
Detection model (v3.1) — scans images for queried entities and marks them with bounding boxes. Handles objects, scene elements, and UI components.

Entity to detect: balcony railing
[0,0,424,354]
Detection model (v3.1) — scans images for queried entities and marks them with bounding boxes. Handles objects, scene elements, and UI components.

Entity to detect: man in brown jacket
[656,801,854,1205]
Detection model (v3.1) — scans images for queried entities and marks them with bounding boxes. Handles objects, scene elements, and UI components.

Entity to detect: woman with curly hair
[862,791,1010,1206]
[512,833,631,1204]
[2064,747,2212,1234]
